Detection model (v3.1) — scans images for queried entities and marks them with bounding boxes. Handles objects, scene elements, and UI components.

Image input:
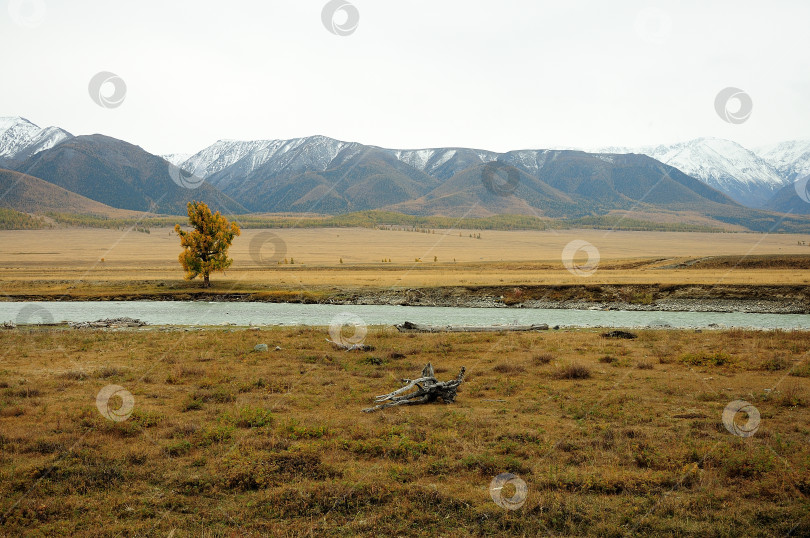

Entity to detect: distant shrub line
[0,208,52,230]
[40,210,742,233]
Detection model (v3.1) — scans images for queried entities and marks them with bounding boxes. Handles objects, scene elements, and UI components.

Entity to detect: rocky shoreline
[328,296,809,314]
[3,284,808,314]
[326,285,810,314]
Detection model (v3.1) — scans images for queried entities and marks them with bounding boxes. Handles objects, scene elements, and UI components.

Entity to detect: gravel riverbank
[330,285,810,314]
[4,284,809,314]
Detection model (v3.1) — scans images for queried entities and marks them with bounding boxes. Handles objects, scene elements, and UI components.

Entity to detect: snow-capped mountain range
[171,135,808,209]
[1,116,808,210]
[582,138,792,207]
[181,136,367,192]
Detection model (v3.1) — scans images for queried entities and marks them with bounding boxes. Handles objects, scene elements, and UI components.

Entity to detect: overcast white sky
[2,0,809,156]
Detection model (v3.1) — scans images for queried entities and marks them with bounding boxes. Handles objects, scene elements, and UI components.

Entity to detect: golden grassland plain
[0,327,809,536]
[1,228,810,298]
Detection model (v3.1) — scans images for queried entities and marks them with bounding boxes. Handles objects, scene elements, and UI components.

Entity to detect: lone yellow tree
[175,201,241,288]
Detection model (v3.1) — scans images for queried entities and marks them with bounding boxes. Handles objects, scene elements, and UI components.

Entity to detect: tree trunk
[203,273,210,287]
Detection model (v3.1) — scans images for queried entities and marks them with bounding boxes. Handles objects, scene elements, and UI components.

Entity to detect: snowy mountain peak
[756,140,810,182]
[572,137,788,207]
[0,116,73,163]
[648,138,785,186]
[181,139,280,178]
[645,138,788,207]
[0,117,41,159]
[162,153,192,166]
[178,135,362,190]
[0,116,37,131]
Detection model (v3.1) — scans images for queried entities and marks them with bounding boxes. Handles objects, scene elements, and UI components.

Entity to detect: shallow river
[1,301,809,330]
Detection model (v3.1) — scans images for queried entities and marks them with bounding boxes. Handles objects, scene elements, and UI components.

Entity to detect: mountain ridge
[174,134,809,211]
[2,116,810,219]
[565,137,790,208]
[13,134,247,215]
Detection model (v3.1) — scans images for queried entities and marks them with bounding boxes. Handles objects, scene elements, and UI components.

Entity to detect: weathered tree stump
[362,363,466,413]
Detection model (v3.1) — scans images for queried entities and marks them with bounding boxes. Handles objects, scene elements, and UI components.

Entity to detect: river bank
[3,284,809,314]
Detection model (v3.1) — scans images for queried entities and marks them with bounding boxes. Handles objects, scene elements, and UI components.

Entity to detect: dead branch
[362,362,466,413]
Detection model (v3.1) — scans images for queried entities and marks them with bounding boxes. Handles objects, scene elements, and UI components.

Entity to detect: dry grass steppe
[0,326,809,536]
[1,228,809,298]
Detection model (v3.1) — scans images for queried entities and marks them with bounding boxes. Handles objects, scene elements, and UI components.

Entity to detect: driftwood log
[362,362,466,413]
[396,321,548,333]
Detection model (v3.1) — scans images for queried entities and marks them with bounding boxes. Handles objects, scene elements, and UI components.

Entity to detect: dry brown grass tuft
[58,370,88,380]
[551,362,592,379]
[93,366,126,379]
[492,363,526,374]
[776,383,808,407]
[532,353,554,365]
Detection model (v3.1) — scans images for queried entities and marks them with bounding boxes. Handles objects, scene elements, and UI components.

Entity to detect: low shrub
[552,363,591,379]
[533,353,554,365]
[680,352,733,367]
